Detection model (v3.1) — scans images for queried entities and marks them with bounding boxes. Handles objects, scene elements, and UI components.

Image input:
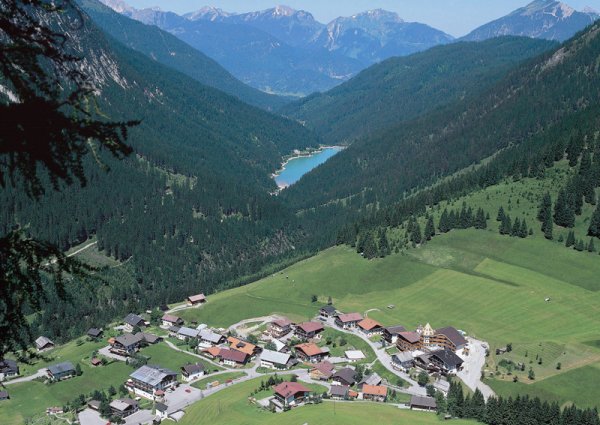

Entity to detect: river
[274,146,343,189]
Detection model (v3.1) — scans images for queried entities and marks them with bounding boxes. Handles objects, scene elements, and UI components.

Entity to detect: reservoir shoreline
[273,145,344,189]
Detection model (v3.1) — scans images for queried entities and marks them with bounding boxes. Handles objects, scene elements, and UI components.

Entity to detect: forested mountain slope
[0,4,320,341]
[281,37,556,144]
[282,22,600,212]
[78,0,287,110]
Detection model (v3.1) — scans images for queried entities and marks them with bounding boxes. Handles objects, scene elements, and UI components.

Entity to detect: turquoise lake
[274,146,343,188]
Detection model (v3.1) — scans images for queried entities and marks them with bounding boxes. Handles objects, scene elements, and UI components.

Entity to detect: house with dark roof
[0,359,19,381]
[294,343,328,363]
[176,327,200,341]
[272,381,311,407]
[357,318,383,336]
[161,314,184,328]
[357,373,382,390]
[155,402,169,420]
[335,313,363,329]
[218,349,249,367]
[329,384,349,400]
[87,328,103,339]
[332,367,357,386]
[432,327,468,352]
[270,318,293,338]
[110,333,144,356]
[319,305,336,318]
[198,329,225,347]
[429,349,464,374]
[396,331,422,352]
[35,336,54,352]
[362,384,387,402]
[181,363,205,382]
[294,322,324,340]
[392,352,414,371]
[123,313,146,332]
[410,395,437,411]
[382,325,406,344]
[0,390,9,401]
[310,361,335,381]
[187,294,206,305]
[47,361,76,381]
[141,333,162,345]
[127,365,178,399]
[110,398,139,418]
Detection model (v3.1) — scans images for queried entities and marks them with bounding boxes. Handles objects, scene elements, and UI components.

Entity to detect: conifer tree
[424,216,435,241]
[554,189,575,228]
[588,205,600,237]
[497,206,506,222]
[511,217,521,237]
[439,209,450,233]
[588,238,596,253]
[575,239,585,252]
[377,229,390,257]
[565,231,576,248]
[410,222,422,245]
[519,219,528,238]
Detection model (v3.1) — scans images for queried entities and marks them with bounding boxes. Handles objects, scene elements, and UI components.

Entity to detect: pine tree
[554,189,575,228]
[497,206,506,222]
[565,231,576,248]
[588,238,596,253]
[519,219,528,238]
[411,222,422,245]
[538,193,553,240]
[511,217,521,237]
[575,239,585,252]
[362,232,378,259]
[439,209,450,233]
[377,229,390,257]
[588,205,600,237]
[424,216,435,241]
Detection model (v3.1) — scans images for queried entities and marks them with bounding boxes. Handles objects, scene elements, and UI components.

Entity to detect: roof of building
[297,322,324,333]
[91,357,102,366]
[357,318,382,331]
[337,313,363,323]
[123,313,145,327]
[358,373,382,387]
[295,343,324,357]
[330,385,349,397]
[392,351,414,363]
[155,402,168,412]
[168,325,181,333]
[398,331,421,343]
[88,400,101,409]
[110,398,138,412]
[273,381,310,398]
[141,333,162,344]
[87,328,103,337]
[0,391,9,399]
[431,349,464,368]
[161,314,182,323]
[35,336,53,348]
[181,363,205,375]
[48,361,75,375]
[436,326,467,348]
[272,318,293,328]
[333,367,356,384]
[178,327,200,338]
[272,339,286,352]
[320,305,336,314]
[0,359,18,373]
[410,395,437,408]
[362,384,387,397]
[188,294,206,303]
[204,346,221,357]
[261,349,291,365]
[311,360,335,373]
[345,350,366,360]
[385,325,406,335]
[227,337,256,356]
[199,329,223,344]
[114,333,144,347]
[130,365,177,387]
[218,348,248,363]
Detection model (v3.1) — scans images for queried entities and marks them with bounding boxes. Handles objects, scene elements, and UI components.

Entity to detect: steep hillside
[77,0,287,110]
[281,37,556,144]
[463,0,599,42]
[282,21,600,210]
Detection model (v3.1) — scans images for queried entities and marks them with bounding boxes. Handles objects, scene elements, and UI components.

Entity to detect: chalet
[181,363,205,382]
[329,384,349,400]
[431,327,468,352]
[429,349,464,374]
[382,325,406,344]
[335,313,363,329]
[140,333,162,345]
[271,338,288,353]
[260,350,294,370]
[295,343,328,363]
[391,351,414,371]
[310,361,335,381]
[177,327,200,341]
[198,329,225,347]
[294,322,324,340]
[218,348,249,367]
[332,367,356,386]
[127,365,178,399]
[273,381,311,407]
[123,313,146,332]
[87,328,103,339]
[357,318,383,336]
[319,305,336,319]
[227,336,259,358]
[87,400,101,411]
[91,357,103,367]
[357,373,382,390]
[410,395,437,411]
[0,359,19,381]
[155,402,169,420]
[47,361,75,381]
[168,326,181,337]
[35,336,54,352]
[161,314,184,328]
[396,331,422,352]
[187,294,206,306]
[0,391,9,401]
[345,350,366,362]
[417,323,435,347]
[362,384,387,402]
[110,333,144,356]
[270,318,293,338]
[109,398,139,418]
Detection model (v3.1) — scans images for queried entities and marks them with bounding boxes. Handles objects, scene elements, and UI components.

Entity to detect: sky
[124,0,600,37]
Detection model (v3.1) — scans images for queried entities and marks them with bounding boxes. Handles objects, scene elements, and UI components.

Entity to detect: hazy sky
[124,0,600,37]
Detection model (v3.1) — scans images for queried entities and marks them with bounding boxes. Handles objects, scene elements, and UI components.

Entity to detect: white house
[344,350,366,362]
[181,363,205,382]
[260,350,293,370]
[176,327,200,341]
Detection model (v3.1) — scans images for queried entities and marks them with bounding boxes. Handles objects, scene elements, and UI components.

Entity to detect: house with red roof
[269,318,293,338]
[396,331,423,352]
[217,348,249,367]
[186,294,206,305]
[357,318,383,336]
[294,343,329,363]
[335,313,363,329]
[272,381,311,407]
